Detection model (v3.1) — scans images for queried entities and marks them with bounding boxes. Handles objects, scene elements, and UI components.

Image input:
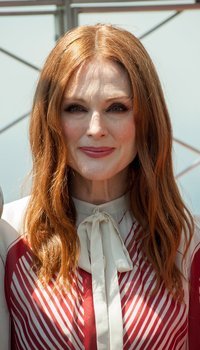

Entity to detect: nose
[87,112,107,138]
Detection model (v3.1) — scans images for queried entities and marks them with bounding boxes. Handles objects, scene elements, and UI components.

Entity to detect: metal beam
[0,112,30,135]
[0,1,62,6]
[54,6,66,39]
[139,11,181,40]
[70,2,200,13]
[0,10,57,15]
[1,1,200,11]
[55,0,82,37]
[71,5,200,13]
[63,0,75,30]
[174,138,200,155]
[70,0,196,2]
[0,48,41,71]
[176,158,200,178]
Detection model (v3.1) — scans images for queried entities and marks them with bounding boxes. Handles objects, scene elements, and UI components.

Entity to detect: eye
[106,103,129,113]
[64,104,87,113]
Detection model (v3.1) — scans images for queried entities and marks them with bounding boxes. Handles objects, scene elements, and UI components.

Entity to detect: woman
[0,24,200,350]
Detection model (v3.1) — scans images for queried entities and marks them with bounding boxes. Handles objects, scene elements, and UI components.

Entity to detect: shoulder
[178,216,200,254]
[0,219,20,263]
[0,196,30,263]
[189,216,200,259]
[2,196,30,232]
[176,216,200,277]
[190,216,200,268]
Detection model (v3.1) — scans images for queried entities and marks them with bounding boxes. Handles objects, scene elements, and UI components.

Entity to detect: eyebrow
[62,96,133,103]
[104,96,133,102]
[62,97,86,103]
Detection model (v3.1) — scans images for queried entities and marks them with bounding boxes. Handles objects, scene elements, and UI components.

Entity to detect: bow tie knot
[77,210,132,274]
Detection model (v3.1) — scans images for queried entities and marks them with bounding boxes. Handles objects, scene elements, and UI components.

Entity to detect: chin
[73,166,116,181]
[81,172,113,181]
[78,166,129,182]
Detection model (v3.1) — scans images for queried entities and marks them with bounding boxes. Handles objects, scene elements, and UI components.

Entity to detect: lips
[79,147,115,158]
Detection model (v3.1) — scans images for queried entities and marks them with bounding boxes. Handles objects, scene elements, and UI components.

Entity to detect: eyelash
[64,103,129,113]
[107,103,129,113]
[64,104,87,113]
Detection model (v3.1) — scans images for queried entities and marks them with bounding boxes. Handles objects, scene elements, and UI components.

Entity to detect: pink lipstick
[79,147,115,158]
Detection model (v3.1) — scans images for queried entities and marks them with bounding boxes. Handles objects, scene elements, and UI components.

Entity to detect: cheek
[117,121,136,145]
[118,122,137,161]
[61,120,81,144]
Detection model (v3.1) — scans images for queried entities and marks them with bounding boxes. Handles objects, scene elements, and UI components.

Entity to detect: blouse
[0,194,200,350]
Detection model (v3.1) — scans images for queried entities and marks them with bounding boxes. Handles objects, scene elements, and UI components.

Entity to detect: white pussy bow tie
[77,209,133,350]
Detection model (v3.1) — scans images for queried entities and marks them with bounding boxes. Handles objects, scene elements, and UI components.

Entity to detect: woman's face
[61,58,137,182]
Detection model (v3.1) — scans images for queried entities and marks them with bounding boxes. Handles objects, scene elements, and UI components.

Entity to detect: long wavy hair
[26,24,194,299]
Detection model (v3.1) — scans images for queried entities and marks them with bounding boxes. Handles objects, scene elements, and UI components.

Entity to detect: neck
[70,168,130,204]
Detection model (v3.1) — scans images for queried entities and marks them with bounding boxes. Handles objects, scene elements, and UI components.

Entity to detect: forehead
[64,57,132,98]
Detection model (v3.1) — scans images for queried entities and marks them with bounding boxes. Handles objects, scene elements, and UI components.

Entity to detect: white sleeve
[2,196,29,232]
[0,255,10,350]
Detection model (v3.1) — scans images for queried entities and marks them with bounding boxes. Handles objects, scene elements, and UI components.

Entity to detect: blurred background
[0,0,200,214]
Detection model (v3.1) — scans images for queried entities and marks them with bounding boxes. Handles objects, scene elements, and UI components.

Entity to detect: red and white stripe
[5,216,191,349]
[119,222,188,350]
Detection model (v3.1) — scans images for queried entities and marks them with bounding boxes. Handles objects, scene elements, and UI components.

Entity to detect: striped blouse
[0,195,200,350]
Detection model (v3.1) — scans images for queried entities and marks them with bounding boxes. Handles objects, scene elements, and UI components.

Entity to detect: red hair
[26,24,193,299]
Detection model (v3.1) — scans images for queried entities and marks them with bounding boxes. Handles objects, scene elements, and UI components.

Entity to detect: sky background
[0,5,200,213]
